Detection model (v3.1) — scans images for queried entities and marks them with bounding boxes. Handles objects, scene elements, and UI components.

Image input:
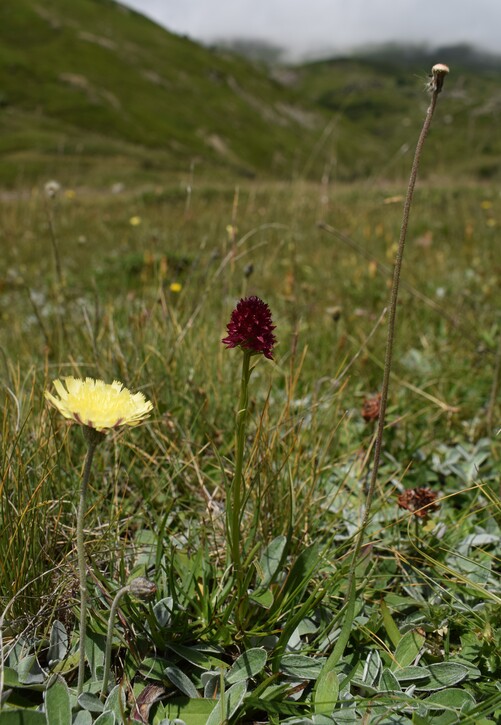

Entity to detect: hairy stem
[314,65,449,708]
[100,585,130,699]
[76,432,100,695]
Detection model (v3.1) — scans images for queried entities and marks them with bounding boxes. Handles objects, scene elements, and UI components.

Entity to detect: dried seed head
[430,63,450,93]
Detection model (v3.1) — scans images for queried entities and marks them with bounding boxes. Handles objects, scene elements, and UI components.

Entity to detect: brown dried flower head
[361,393,382,423]
[397,487,439,519]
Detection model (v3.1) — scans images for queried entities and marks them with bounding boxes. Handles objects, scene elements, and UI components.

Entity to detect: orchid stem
[230,349,252,583]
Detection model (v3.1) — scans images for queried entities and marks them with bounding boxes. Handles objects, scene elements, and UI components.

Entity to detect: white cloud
[122,0,501,57]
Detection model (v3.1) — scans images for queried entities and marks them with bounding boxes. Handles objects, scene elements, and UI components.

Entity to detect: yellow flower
[45,377,153,431]
[169,282,182,293]
[129,215,142,226]
[481,200,492,210]
[64,189,76,200]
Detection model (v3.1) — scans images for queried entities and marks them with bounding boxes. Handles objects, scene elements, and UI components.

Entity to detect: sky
[122,0,501,59]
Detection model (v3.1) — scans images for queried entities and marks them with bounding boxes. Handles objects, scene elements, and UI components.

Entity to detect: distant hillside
[292,45,501,181]
[0,1,500,187]
[0,0,320,186]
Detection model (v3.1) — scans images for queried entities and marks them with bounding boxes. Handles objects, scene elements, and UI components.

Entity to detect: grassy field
[0,4,500,720]
[0,163,500,722]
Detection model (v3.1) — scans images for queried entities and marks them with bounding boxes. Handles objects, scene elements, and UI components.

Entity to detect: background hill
[0,0,319,186]
[1,0,501,187]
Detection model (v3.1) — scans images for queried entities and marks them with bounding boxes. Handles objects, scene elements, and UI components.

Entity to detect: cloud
[123,0,501,56]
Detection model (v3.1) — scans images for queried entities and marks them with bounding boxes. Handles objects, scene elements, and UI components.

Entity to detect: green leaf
[48,621,68,666]
[2,667,21,688]
[153,597,173,628]
[393,666,431,682]
[415,663,469,691]
[166,643,226,670]
[85,629,106,682]
[140,656,172,682]
[280,544,320,603]
[248,588,274,609]
[50,652,80,675]
[390,630,425,670]
[226,648,267,684]
[379,668,401,692]
[380,599,401,647]
[257,535,287,588]
[422,687,476,710]
[94,713,115,725]
[73,712,93,725]
[103,684,126,718]
[164,665,200,698]
[205,681,247,725]
[157,697,216,725]
[361,649,381,686]
[17,655,45,685]
[45,675,71,725]
[0,713,46,725]
[77,691,105,713]
[313,669,339,715]
[280,654,326,679]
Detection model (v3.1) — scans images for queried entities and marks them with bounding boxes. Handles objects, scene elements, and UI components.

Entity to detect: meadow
[0,146,499,724]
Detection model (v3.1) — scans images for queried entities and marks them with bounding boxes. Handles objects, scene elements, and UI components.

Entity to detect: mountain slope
[292,47,501,181]
[0,0,319,185]
[1,1,501,188]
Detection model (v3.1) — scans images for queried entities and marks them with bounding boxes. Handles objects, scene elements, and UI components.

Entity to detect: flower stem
[230,349,252,580]
[100,585,130,699]
[76,432,100,696]
[314,64,448,711]
[349,66,447,585]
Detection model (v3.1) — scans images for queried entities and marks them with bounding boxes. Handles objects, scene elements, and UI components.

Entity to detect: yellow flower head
[45,377,153,432]
[129,215,142,226]
[169,282,182,293]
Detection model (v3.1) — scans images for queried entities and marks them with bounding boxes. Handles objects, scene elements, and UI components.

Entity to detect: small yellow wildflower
[65,189,76,200]
[481,200,492,210]
[129,216,142,226]
[170,282,182,293]
[45,377,152,431]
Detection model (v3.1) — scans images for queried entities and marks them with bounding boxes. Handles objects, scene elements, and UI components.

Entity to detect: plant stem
[100,585,130,699]
[230,349,252,581]
[76,433,100,696]
[349,66,448,581]
[314,64,448,710]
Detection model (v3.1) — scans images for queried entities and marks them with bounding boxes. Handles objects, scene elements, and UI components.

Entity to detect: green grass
[0,9,500,720]
[0,172,499,722]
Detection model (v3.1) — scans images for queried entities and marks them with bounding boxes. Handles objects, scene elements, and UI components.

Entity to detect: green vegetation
[0,2,500,723]
[0,172,499,721]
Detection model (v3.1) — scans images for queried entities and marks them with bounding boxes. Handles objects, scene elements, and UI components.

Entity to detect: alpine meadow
[0,1,500,724]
